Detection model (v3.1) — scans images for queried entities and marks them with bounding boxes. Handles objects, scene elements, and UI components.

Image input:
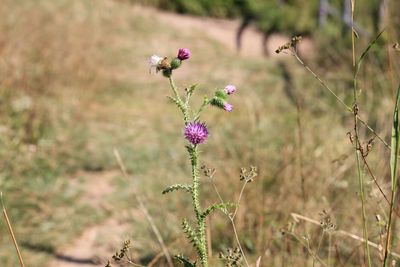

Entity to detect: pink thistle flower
[177,48,191,60]
[224,85,236,95]
[223,103,233,112]
[184,122,208,145]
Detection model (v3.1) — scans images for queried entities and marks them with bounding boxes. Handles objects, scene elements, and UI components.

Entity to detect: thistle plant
[149,48,236,267]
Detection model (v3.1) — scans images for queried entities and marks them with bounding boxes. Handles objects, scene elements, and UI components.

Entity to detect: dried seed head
[219,247,242,266]
[240,166,258,182]
[319,210,336,232]
[201,165,216,178]
[111,240,131,262]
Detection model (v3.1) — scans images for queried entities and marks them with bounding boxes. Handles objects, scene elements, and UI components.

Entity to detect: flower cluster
[148,48,191,77]
[210,84,236,112]
[148,48,237,146]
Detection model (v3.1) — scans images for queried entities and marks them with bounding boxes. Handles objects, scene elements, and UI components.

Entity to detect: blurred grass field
[1,0,400,266]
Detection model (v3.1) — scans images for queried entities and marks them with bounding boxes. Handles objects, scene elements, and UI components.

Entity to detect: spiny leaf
[167,95,180,106]
[174,255,197,267]
[185,144,195,154]
[185,145,198,165]
[187,84,198,95]
[185,84,198,106]
[202,202,236,218]
[162,184,192,194]
[167,95,185,112]
[182,219,202,256]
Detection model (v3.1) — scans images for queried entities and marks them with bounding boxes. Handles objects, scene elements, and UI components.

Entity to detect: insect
[157,57,171,72]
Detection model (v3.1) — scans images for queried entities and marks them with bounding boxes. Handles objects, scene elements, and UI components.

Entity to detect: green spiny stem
[169,76,190,124]
[169,76,181,102]
[189,145,208,266]
[168,76,208,266]
[190,146,201,220]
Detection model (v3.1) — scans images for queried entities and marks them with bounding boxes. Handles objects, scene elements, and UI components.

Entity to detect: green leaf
[182,219,202,255]
[174,255,197,267]
[167,95,185,111]
[185,144,195,154]
[390,82,400,191]
[202,202,236,218]
[358,30,384,65]
[355,30,384,80]
[185,84,198,106]
[162,184,192,194]
[187,84,198,94]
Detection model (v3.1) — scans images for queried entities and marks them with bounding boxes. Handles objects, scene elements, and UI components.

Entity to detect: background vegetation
[0,0,400,266]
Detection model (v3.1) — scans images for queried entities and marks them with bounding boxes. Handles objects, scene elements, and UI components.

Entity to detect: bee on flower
[148,48,191,77]
[148,55,171,74]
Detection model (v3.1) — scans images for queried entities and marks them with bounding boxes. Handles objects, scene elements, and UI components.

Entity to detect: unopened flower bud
[210,97,225,109]
[170,58,182,70]
[223,102,233,112]
[177,48,191,60]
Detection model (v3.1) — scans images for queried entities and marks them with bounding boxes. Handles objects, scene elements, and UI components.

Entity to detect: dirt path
[133,4,313,59]
[46,171,123,267]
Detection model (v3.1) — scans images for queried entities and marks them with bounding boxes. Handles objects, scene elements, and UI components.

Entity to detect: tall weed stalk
[148,49,245,266]
[350,1,372,265]
[383,82,400,266]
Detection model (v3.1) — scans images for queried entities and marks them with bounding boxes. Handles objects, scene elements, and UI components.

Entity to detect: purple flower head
[224,84,236,95]
[223,102,233,112]
[184,122,209,145]
[177,48,191,61]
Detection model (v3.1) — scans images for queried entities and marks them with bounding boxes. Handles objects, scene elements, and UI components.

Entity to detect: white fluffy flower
[148,55,162,72]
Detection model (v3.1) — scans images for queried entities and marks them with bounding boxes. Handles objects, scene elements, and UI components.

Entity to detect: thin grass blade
[355,30,384,79]
[390,82,400,190]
